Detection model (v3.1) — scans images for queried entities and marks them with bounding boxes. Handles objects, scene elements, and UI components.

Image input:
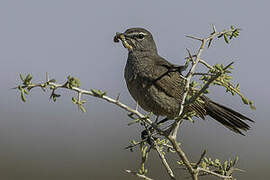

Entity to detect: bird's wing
[143,56,206,118]
[146,56,186,101]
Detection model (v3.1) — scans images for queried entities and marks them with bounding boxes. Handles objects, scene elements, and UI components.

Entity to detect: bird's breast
[124,56,181,118]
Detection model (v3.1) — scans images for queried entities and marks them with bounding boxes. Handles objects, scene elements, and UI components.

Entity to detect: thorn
[128,113,135,119]
[46,72,49,82]
[207,39,213,48]
[224,62,234,70]
[212,24,217,33]
[186,48,195,64]
[185,35,203,41]
[116,93,121,102]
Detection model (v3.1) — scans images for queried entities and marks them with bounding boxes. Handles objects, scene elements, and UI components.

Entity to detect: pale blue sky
[0,1,269,179]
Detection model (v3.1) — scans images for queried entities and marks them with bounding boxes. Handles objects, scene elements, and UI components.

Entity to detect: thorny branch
[153,140,175,179]
[16,25,250,180]
[165,25,245,180]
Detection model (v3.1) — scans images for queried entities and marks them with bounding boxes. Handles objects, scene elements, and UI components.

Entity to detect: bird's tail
[203,97,254,135]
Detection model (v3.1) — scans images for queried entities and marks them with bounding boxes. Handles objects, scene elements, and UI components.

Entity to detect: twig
[124,139,147,150]
[172,39,208,138]
[195,150,207,168]
[198,58,214,70]
[186,35,203,41]
[193,72,215,76]
[125,170,154,180]
[20,81,163,135]
[167,26,238,180]
[77,92,82,111]
[197,167,232,179]
[186,62,234,105]
[168,136,198,180]
[153,140,175,179]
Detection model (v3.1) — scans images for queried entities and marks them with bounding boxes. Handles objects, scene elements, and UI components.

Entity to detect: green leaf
[203,89,209,94]
[215,64,223,71]
[232,29,240,37]
[50,86,55,90]
[224,160,228,170]
[233,156,239,166]
[144,169,148,174]
[49,79,56,83]
[91,89,107,97]
[217,34,223,38]
[72,97,77,104]
[131,140,137,145]
[23,88,29,95]
[54,94,61,97]
[236,83,240,89]
[202,161,207,169]
[241,97,249,104]
[128,118,141,126]
[191,80,196,87]
[21,91,26,102]
[224,33,229,44]
[249,101,256,110]
[18,85,22,91]
[19,74,25,81]
[221,170,225,175]
[187,116,194,123]
[25,74,32,82]
[79,105,86,113]
[225,75,232,80]
[177,161,184,165]
[229,159,233,167]
[67,76,81,88]
[224,70,231,73]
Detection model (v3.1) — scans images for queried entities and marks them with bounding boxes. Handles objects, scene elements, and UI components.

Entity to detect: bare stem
[168,136,198,180]
[153,140,175,179]
[167,26,238,180]
[125,170,154,180]
[197,167,232,179]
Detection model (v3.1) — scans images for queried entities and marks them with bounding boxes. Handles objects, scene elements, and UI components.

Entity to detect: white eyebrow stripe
[128,32,148,36]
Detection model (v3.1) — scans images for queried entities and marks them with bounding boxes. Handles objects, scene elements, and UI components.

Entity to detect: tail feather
[204,99,254,135]
[210,101,254,122]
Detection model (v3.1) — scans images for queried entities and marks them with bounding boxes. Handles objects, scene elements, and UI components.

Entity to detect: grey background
[0,0,269,179]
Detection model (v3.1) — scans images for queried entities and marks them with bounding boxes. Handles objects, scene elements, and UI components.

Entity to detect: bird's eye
[137,33,145,39]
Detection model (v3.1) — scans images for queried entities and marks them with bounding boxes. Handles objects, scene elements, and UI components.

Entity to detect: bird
[114,27,253,135]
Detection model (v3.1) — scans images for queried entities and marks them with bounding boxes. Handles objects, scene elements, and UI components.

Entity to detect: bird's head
[114,28,157,53]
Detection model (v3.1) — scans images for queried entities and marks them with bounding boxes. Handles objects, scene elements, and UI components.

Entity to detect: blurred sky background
[0,1,269,180]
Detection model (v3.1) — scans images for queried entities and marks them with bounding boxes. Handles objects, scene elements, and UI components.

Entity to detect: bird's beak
[113,32,124,43]
[114,32,133,51]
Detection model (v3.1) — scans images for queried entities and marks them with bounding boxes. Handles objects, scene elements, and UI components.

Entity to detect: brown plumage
[114,27,254,135]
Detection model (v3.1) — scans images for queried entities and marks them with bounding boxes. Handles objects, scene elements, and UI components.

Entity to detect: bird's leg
[157,117,169,125]
[141,124,156,145]
[135,101,139,111]
[155,115,160,123]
